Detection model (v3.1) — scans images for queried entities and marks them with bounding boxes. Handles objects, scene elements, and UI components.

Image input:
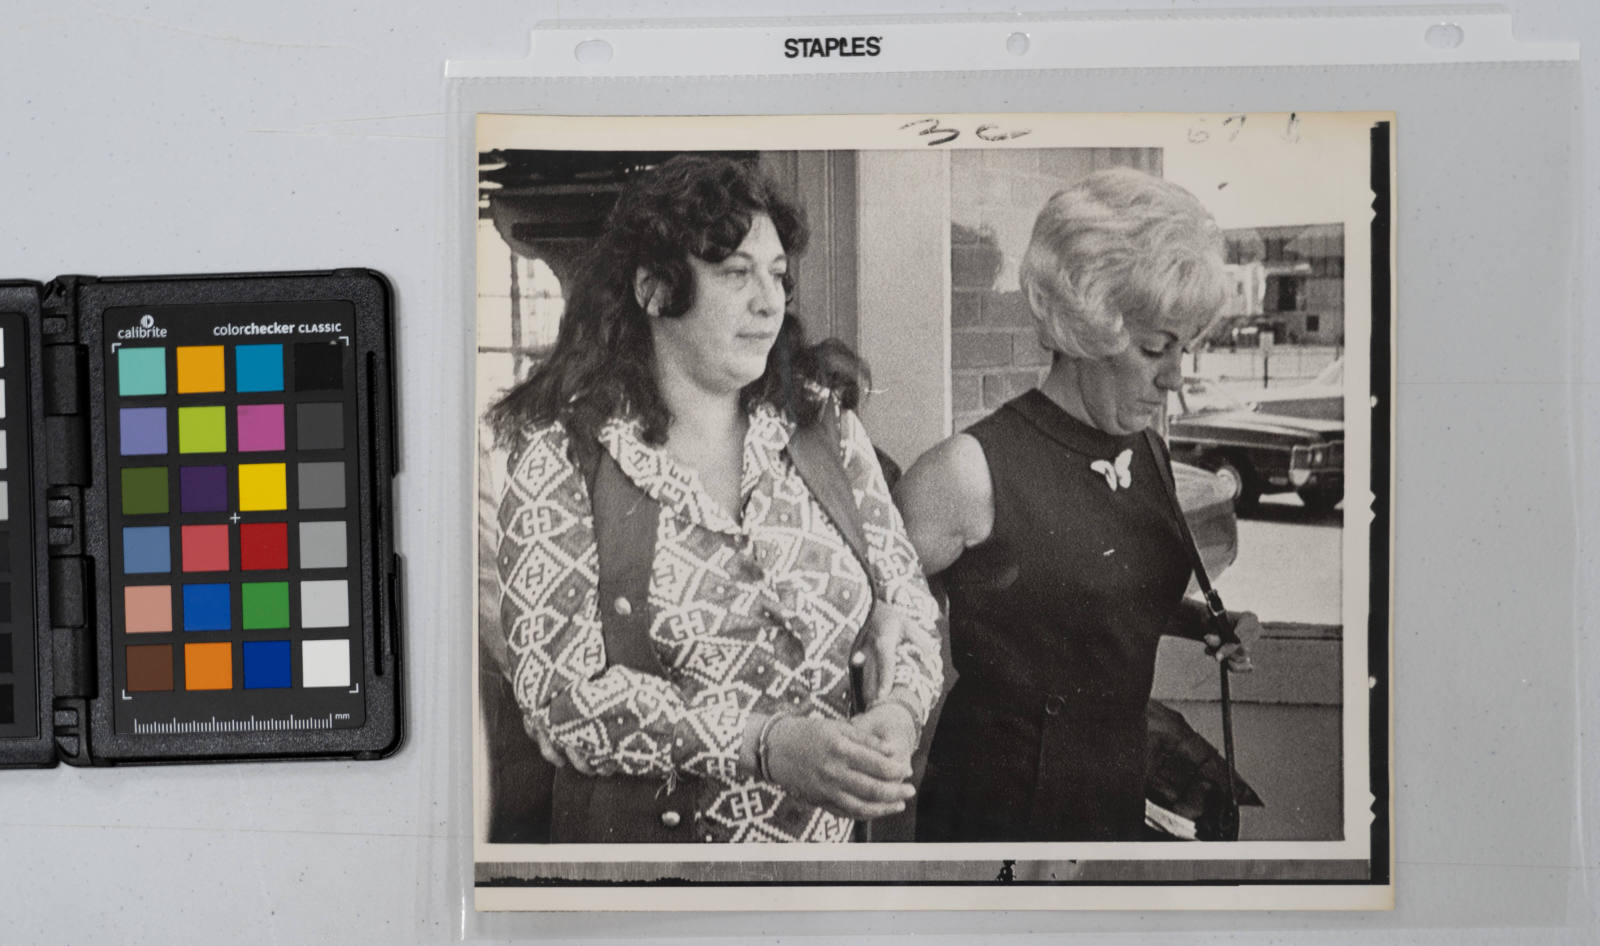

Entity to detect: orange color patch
[184,642,233,690]
[175,346,226,394]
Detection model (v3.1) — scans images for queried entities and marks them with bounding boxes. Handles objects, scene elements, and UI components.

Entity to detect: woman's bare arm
[892,433,994,577]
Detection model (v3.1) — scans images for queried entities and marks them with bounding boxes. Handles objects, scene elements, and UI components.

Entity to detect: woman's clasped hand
[761,709,918,820]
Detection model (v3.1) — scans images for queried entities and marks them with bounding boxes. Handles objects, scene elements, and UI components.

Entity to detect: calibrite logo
[118,314,168,340]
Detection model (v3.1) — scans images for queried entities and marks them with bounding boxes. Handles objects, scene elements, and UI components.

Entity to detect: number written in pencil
[898,117,1032,147]
[1187,113,1303,145]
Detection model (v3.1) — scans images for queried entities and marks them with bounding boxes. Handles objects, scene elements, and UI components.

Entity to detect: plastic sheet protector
[442,9,1589,929]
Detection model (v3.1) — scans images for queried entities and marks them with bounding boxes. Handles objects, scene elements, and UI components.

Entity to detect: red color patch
[240,522,289,571]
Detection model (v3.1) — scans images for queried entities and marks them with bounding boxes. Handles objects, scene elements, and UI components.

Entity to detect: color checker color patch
[123,527,170,573]
[124,586,172,634]
[234,344,283,393]
[237,404,284,452]
[241,522,289,570]
[180,466,229,512]
[298,462,344,509]
[239,463,287,510]
[302,640,351,688]
[175,346,225,394]
[120,407,167,455]
[125,645,174,692]
[243,641,291,689]
[180,525,229,572]
[242,582,290,630]
[121,467,169,515]
[296,403,344,450]
[182,584,230,631]
[294,343,344,391]
[298,521,346,569]
[177,406,226,453]
[183,642,232,690]
[118,347,166,397]
[301,580,349,629]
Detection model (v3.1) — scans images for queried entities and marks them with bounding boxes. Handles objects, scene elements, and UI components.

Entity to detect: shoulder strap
[787,407,879,721]
[585,448,667,676]
[1144,427,1242,839]
[1143,429,1232,639]
[787,406,873,579]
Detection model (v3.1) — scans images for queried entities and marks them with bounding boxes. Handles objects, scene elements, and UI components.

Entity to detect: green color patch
[241,581,290,630]
[177,405,227,454]
[120,467,169,516]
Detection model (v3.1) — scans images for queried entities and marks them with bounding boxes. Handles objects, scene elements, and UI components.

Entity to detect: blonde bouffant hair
[1019,167,1229,360]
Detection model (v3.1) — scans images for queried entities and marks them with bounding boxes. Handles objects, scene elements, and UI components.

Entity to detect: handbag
[1142,699,1263,841]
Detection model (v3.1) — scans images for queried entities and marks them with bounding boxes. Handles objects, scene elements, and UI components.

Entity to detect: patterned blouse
[495,403,942,843]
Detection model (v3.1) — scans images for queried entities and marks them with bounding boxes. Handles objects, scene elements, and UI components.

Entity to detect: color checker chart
[0,272,397,769]
[108,303,372,736]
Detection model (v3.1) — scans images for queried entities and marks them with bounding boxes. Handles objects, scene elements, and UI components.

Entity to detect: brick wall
[949,148,1162,432]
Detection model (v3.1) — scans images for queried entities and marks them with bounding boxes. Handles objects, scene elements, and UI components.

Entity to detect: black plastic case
[0,270,402,766]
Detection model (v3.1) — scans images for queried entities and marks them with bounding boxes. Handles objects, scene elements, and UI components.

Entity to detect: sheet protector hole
[1006,32,1030,56]
[1425,23,1464,49]
[574,39,614,65]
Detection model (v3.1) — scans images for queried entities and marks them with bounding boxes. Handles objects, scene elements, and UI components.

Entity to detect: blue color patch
[182,583,231,631]
[234,344,284,393]
[243,640,292,689]
[122,527,171,574]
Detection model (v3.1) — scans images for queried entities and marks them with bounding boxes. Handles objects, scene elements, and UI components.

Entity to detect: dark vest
[552,409,879,843]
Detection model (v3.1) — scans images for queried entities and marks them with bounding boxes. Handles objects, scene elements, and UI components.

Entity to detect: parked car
[1245,357,1344,421]
[1166,379,1344,513]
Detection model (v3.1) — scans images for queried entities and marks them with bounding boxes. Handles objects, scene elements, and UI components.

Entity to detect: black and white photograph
[470,112,1392,911]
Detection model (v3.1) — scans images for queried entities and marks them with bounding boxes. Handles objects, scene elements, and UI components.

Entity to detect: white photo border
[470,111,1393,910]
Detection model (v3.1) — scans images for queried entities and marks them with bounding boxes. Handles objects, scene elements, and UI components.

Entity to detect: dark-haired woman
[491,155,942,843]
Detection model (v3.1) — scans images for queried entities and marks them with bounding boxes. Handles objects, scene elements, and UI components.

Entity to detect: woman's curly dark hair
[488,154,866,459]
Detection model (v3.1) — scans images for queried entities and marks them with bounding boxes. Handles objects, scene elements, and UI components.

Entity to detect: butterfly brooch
[1090,448,1133,492]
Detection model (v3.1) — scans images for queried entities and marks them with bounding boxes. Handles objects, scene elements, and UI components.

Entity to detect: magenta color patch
[236,404,285,453]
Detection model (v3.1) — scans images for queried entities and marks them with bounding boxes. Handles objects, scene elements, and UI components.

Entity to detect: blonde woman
[898,168,1257,842]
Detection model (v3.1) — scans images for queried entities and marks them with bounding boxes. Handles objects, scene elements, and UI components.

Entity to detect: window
[475,218,565,417]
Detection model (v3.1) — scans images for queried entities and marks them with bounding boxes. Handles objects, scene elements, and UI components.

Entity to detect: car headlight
[1289,444,1314,485]
[1290,441,1343,486]
[1214,468,1241,500]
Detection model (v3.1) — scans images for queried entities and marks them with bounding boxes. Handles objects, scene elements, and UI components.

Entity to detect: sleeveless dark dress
[916,390,1192,842]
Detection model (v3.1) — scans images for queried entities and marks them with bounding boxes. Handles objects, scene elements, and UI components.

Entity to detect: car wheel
[1297,484,1342,514]
[1210,457,1260,515]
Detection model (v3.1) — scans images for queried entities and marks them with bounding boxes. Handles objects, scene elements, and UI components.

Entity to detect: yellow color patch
[238,462,287,511]
[175,345,226,393]
[184,642,233,691]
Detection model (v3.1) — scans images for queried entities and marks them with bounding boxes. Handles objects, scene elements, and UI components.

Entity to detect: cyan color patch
[118,347,167,397]
[235,344,284,393]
